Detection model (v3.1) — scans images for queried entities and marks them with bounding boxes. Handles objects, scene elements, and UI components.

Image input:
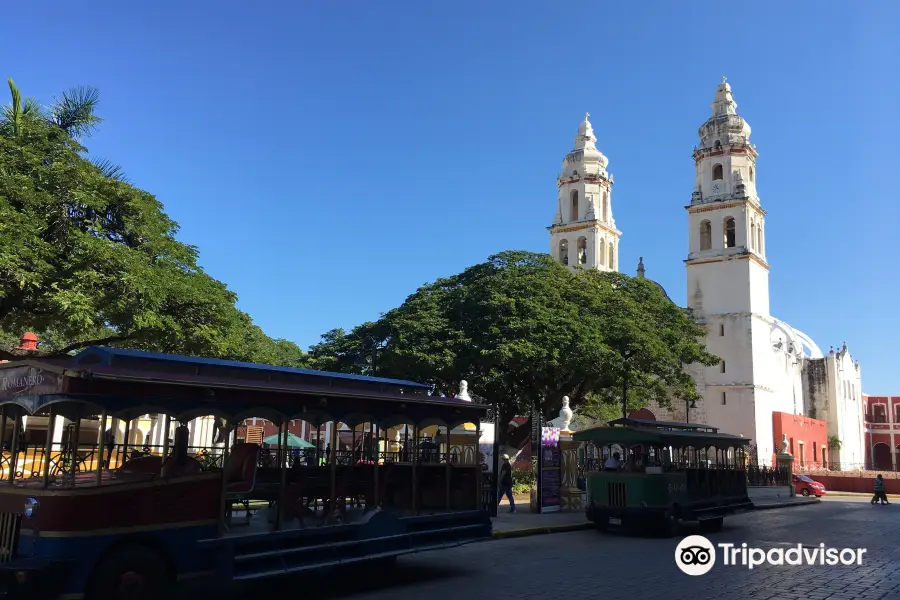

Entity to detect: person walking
[872,474,889,505]
[497,454,516,513]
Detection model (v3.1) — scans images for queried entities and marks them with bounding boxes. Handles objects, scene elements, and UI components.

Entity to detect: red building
[772,411,828,469]
[863,394,900,470]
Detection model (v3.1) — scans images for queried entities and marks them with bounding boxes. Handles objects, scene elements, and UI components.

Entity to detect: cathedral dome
[770,318,824,359]
[635,257,673,303]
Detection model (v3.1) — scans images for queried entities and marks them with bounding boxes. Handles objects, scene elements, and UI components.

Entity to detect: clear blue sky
[4,2,898,393]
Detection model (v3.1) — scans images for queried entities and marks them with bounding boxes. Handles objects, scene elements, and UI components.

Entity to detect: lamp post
[685,398,697,423]
[354,337,383,376]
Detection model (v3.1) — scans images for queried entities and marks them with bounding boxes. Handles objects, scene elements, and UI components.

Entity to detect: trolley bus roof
[0,348,485,427]
[572,425,750,448]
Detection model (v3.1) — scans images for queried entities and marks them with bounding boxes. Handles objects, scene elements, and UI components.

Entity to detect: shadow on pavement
[179,560,469,600]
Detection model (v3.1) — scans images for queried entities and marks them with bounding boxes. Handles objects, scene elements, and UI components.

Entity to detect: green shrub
[511,468,534,494]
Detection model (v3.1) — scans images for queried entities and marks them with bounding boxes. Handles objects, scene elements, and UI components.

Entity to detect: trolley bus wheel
[86,543,171,600]
[661,512,681,538]
[699,517,723,533]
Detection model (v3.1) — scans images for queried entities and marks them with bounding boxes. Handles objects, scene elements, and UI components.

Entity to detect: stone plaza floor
[218,497,900,600]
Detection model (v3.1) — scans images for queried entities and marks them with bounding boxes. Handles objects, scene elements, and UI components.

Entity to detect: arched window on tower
[750,222,757,250]
[598,239,606,266]
[723,217,736,248]
[758,225,764,254]
[699,220,712,251]
[577,237,587,265]
[570,191,579,222]
[559,239,569,266]
[713,164,724,180]
[749,166,754,182]
[608,243,615,270]
[602,191,609,221]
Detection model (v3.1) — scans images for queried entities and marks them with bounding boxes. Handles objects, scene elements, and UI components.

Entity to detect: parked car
[793,473,826,497]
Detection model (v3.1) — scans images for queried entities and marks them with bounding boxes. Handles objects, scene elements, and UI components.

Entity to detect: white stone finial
[559,396,574,432]
[455,380,471,402]
[584,112,590,121]
[721,76,727,84]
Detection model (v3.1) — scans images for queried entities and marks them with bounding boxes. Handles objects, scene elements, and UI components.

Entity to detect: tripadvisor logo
[675,535,867,575]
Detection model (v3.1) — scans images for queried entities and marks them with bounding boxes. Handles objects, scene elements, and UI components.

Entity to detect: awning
[262,432,314,448]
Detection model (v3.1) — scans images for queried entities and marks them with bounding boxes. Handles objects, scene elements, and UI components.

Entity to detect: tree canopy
[0,78,305,366]
[306,250,719,440]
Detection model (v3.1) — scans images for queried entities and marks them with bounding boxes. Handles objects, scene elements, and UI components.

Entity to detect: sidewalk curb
[824,492,900,499]
[492,522,593,539]
[752,498,820,510]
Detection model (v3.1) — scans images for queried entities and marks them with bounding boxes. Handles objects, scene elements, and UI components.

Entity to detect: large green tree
[0,78,305,366]
[306,251,718,443]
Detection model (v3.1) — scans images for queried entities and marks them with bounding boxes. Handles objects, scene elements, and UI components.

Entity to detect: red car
[793,473,826,497]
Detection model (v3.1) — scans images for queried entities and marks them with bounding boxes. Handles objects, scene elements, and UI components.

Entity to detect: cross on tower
[584,112,590,120]
[721,76,727,84]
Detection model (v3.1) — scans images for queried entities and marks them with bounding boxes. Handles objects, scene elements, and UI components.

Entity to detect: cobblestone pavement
[222,500,900,600]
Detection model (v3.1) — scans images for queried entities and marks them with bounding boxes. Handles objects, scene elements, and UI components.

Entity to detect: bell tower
[686,77,769,318]
[548,113,621,272]
[685,78,773,447]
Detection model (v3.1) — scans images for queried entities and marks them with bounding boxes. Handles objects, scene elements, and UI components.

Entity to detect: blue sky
[4,2,898,392]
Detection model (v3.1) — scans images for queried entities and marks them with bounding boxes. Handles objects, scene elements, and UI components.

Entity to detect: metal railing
[746,464,791,486]
[801,462,900,476]
[481,471,496,516]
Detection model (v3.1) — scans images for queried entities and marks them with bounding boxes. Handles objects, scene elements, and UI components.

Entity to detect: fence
[746,464,791,486]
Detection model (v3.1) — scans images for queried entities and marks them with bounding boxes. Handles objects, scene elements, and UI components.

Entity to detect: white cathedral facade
[548,79,865,469]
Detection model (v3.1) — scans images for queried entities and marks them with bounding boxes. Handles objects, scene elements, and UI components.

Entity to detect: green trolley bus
[574,417,753,537]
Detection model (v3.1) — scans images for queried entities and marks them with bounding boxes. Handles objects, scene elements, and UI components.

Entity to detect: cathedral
[548,79,865,469]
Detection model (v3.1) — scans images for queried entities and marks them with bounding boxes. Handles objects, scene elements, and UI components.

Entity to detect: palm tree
[3,77,126,181]
[48,84,103,138]
[2,77,103,138]
[1,78,41,136]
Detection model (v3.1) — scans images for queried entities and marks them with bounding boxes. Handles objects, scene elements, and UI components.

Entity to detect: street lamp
[685,398,697,423]
[354,337,382,376]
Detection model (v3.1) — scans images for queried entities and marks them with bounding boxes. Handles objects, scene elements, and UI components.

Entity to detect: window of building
[720,361,726,373]
[723,217,736,248]
[713,164,724,180]
[602,191,609,221]
[598,239,605,266]
[749,166,754,182]
[790,437,794,456]
[608,243,615,270]
[699,220,712,251]
[570,191,579,221]
[813,441,817,465]
[721,392,726,405]
[894,403,900,424]
[577,237,587,265]
[750,222,757,250]
[874,404,887,424]
[558,239,569,266]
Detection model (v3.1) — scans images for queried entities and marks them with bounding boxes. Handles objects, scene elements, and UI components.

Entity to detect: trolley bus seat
[224,443,261,496]
[161,426,202,479]
[116,455,163,477]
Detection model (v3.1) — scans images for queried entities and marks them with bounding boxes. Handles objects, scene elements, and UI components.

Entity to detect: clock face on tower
[711,181,723,194]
